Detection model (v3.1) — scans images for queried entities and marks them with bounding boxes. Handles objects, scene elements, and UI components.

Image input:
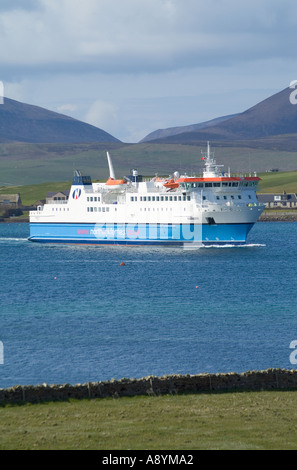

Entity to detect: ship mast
[202,142,224,178]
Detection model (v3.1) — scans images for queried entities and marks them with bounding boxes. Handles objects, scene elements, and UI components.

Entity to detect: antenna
[106,151,116,180]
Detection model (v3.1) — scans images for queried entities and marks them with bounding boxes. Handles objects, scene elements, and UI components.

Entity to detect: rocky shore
[259,211,297,222]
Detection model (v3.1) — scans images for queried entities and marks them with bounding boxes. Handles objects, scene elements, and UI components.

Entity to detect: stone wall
[1,368,297,403]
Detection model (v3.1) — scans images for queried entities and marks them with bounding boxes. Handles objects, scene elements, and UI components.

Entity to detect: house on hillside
[46,190,70,204]
[0,193,22,209]
[258,192,297,208]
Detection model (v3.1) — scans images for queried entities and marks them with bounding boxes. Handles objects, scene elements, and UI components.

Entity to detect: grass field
[1,391,297,450]
[0,142,297,187]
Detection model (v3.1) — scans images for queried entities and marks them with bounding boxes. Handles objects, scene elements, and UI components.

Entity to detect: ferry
[29,143,265,246]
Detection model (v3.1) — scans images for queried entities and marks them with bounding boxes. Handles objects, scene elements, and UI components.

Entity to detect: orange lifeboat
[105,177,127,186]
[163,178,179,190]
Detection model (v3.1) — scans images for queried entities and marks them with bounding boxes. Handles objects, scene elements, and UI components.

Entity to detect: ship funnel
[106,151,116,180]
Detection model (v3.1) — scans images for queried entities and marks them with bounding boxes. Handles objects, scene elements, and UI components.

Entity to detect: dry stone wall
[1,368,297,404]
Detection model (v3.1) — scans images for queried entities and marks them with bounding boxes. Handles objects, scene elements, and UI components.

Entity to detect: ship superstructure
[29,143,265,245]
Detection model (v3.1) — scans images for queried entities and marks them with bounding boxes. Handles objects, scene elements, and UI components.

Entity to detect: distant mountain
[141,87,297,149]
[0,97,121,143]
[140,114,239,142]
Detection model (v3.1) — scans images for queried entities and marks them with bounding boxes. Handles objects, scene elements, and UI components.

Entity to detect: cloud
[1,0,297,75]
[85,99,119,132]
[57,104,78,114]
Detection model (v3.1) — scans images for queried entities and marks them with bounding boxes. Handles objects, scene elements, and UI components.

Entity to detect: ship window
[135,197,137,201]
[174,196,177,201]
[238,195,242,199]
[203,196,206,200]
[94,207,97,212]
[131,197,134,201]
[94,197,97,202]
[169,196,173,201]
[179,196,182,201]
[231,195,234,199]
[232,182,238,187]
[187,196,191,201]
[148,196,151,201]
[90,197,93,201]
[222,183,228,187]
[140,197,143,201]
[143,197,147,201]
[165,196,168,201]
[213,183,220,187]
[183,196,186,201]
[205,183,212,187]
[107,207,109,212]
[90,207,93,212]
[156,196,159,201]
[152,196,155,201]
[98,207,101,212]
[87,207,89,212]
[223,196,227,200]
[87,197,89,201]
[248,195,252,199]
[161,196,164,201]
[216,196,220,200]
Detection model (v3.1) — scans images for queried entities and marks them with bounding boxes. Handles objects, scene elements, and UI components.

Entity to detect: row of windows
[87,206,110,212]
[180,181,256,189]
[213,194,252,200]
[52,208,70,211]
[86,196,101,202]
[131,195,191,202]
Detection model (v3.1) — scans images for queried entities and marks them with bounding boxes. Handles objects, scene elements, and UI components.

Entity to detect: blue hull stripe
[29,222,254,245]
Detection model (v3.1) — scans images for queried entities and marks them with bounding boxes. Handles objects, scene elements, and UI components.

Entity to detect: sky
[0,0,297,142]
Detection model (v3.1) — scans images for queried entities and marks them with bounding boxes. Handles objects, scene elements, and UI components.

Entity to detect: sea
[0,221,297,389]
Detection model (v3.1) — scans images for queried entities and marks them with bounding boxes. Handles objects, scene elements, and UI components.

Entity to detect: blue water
[0,222,296,388]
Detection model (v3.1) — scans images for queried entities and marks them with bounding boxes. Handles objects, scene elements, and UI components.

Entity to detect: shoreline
[1,368,297,404]
[1,211,297,224]
[259,211,297,222]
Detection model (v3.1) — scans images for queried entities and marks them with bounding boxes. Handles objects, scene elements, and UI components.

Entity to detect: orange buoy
[120,262,125,266]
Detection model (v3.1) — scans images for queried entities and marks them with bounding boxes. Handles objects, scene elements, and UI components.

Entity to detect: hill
[141,87,297,151]
[140,113,239,142]
[0,97,120,143]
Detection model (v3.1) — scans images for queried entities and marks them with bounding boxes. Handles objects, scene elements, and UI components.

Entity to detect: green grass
[1,391,297,450]
[1,142,297,186]
[0,181,72,206]
[258,171,297,194]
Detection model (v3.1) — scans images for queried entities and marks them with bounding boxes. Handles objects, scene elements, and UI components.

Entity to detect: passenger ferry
[29,143,265,246]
